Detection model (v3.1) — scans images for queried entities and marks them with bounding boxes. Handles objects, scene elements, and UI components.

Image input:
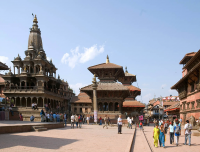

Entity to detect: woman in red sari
[19,113,23,121]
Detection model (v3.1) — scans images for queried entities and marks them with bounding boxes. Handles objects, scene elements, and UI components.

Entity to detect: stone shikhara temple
[2,15,74,121]
[71,56,145,119]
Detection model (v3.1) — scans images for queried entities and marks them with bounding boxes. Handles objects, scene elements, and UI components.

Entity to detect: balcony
[4,86,72,99]
[179,90,187,100]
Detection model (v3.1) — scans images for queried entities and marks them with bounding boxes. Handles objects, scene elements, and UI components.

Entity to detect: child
[153,123,160,148]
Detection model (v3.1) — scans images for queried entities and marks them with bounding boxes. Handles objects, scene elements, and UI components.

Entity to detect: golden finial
[92,74,97,84]
[33,15,38,23]
[106,55,110,64]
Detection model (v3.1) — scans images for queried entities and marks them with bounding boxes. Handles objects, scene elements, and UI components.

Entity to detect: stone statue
[189,115,196,127]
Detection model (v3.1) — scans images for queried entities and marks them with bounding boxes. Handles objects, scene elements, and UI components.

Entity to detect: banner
[94,110,97,122]
[139,115,143,121]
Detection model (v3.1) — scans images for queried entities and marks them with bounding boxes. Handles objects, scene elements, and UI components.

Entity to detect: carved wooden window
[191,83,195,92]
[182,102,186,110]
[187,102,190,110]
[191,101,195,109]
[196,99,200,108]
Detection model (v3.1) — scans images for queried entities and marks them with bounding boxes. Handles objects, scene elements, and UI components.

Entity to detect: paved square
[0,124,134,152]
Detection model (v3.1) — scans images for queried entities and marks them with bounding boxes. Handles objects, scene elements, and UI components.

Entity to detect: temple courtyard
[0,122,199,152]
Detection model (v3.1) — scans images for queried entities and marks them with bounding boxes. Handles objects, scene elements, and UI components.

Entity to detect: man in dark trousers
[117,115,122,134]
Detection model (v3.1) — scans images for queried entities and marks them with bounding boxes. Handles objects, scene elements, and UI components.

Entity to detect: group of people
[70,114,84,128]
[31,102,38,110]
[28,108,68,126]
[153,118,192,148]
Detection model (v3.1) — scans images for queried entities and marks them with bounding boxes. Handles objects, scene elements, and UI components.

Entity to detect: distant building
[146,96,179,119]
[171,51,200,123]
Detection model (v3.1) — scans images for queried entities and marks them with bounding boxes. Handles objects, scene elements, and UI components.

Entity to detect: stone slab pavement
[143,126,200,152]
[131,128,151,152]
[0,121,57,126]
[0,124,135,152]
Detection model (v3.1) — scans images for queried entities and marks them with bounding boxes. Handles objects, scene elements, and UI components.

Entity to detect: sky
[1,1,200,104]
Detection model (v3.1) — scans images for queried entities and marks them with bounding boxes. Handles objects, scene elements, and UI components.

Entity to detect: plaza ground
[0,123,134,152]
[0,122,199,152]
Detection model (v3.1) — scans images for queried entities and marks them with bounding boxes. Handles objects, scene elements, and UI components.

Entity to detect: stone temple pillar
[92,74,98,124]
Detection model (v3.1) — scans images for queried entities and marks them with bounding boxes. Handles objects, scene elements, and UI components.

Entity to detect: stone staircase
[32,125,47,132]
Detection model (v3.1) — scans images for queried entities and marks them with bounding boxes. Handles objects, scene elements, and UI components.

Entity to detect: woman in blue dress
[159,124,165,148]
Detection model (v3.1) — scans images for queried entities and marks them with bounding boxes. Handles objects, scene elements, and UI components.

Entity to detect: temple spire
[33,15,38,23]
[106,55,110,64]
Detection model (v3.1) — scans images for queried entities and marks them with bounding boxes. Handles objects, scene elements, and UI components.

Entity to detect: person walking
[139,121,143,131]
[159,124,165,148]
[127,117,130,128]
[129,118,132,129]
[53,112,57,122]
[174,121,181,146]
[56,113,60,122]
[64,113,67,127]
[164,120,168,134]
[103,116,108,129]
[87,115,90,125]
[108,117,110,125]
[184,120,192,146]
[117,115,122,134]
[75,115,78,128]
[99,117,102,125]
[153,123,160,148]
[71,114,75,129]
[78,115,82,128]
[169,122,174,144]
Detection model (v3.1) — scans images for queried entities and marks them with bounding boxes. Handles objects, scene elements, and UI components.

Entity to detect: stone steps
[32,126,47,132]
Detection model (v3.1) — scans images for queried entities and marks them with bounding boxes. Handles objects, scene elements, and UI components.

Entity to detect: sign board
[94,110,97,122]
[139,115,143,121]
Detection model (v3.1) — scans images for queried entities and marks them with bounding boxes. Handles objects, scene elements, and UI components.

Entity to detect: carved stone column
[25,97,27,108]
[18,66,20,75]
[20,97,22,107]
[37,97,38,105]
[92,74,98,124]
[43,97,45,108]
[34,65,36,73]
[13,66,15,75]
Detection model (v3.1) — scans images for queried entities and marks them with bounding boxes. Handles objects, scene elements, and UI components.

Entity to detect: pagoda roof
[179,52,196,64]
[0,62,9,70]
[88,62,123,69]
[123,101,145,107]
[125,72,135,77]
[171,61,200,89]
[164,102,180,112]
[125,85,141,92]
[81,82,129,91]
[71,92,92,103]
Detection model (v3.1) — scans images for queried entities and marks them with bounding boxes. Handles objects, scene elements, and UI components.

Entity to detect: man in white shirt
[129,118,132,129]
[71,114,75,129]
[87,116,90,125]
[127,117,130,128]
[184,120,192,146]
[32,103,35,110]
[118,115,122,134]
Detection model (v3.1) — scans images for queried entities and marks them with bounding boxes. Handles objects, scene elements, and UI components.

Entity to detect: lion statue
[189,116,196,127]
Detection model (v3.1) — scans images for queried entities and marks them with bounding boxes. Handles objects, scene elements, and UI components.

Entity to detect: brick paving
[143,126,200,152]
[0,124,134,152]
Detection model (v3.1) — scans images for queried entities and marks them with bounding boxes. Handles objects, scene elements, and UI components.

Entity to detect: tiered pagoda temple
[2,15,74,121]
[71,56,145,119]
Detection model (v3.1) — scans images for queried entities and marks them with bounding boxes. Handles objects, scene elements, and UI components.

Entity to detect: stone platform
[0,121,64,134]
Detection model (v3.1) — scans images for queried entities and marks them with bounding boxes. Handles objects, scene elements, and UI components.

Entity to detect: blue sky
[1,1,200,104]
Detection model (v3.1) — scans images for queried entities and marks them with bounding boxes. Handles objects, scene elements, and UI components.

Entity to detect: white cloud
[69,83,88,95]
[61,45,104,68]
[0,56,12,74]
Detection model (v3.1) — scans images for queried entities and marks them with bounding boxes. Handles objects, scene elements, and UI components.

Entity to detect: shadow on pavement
[0,134,78,149]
